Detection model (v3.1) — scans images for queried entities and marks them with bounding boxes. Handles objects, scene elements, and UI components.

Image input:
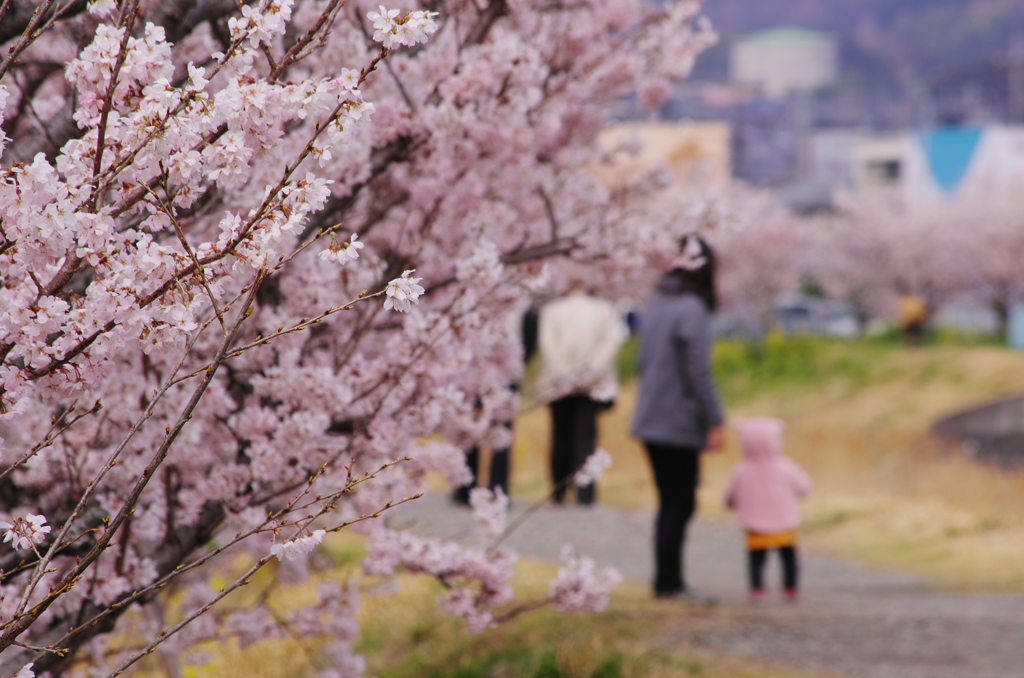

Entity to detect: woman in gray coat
[631,235,725,598]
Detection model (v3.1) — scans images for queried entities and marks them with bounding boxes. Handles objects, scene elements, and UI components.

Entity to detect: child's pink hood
[737,416,785,461]
[724,418,812,534]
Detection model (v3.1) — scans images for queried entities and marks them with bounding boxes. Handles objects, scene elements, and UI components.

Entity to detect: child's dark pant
[748,545,798,590]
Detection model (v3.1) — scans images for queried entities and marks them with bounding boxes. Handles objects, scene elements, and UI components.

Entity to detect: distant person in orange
[725,418,811,602]
[899,294,927,345]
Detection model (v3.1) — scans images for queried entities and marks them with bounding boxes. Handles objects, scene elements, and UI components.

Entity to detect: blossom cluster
[549,546,623,613]
[318,233,365,266]
[365,527,516,632]
[383,270,425,312]
[367,6,439,50]
[0,514,51,551]
[270,529,326,561]
[228,0,295,49]
[574,448,613,488]
[469,487,509,545]
[0,87,9,157]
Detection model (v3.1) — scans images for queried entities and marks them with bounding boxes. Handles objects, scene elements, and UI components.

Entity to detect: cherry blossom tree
[807,205,896,333]
[947,194,1024,336]
[0,0,715,674]
[712,186,810,330]
[822,189,972,330]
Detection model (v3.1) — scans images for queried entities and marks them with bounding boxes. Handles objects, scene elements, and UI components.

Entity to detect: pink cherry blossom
[574,448,613,488]
[469,487,509,545]
[549,545,622,613]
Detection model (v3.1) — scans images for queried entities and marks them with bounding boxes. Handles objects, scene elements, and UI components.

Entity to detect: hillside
[692,0,1024,110]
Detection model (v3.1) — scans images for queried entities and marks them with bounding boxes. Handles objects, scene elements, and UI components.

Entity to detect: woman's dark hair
[666,235,718,312]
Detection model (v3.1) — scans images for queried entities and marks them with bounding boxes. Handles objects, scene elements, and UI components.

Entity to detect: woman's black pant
[749,546,798,590]
[644,442,700,595]
[550,394,602,504]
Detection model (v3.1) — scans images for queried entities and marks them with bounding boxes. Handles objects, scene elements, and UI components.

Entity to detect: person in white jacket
[536,290,628,504]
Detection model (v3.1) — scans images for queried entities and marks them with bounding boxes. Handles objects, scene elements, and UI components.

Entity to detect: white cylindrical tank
[730,28,839,99]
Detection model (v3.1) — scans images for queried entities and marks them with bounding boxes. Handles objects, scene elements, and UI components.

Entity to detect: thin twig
[0,0,60,80]
[0,400,102,485]
[139,179,228,333]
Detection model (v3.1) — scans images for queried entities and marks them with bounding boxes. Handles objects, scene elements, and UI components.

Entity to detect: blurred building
[775,129,862,212]
[658,90,802,187]
[730,28,839,99]
[786,125,1024,209]
[902,126,1024,205]
[851,133,906,190]
[592,121,731,189]
[803,129,860,188]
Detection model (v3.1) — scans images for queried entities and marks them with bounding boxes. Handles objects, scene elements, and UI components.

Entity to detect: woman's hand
[705,424,725,452]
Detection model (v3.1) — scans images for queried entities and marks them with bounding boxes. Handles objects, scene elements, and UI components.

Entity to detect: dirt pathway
[397,492,1024,678]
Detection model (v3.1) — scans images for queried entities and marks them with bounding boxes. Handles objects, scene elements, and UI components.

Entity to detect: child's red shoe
[783,587,799,602]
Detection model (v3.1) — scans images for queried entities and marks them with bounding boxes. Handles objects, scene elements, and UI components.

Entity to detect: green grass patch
[712,333,880,404]
[380,645,625,678]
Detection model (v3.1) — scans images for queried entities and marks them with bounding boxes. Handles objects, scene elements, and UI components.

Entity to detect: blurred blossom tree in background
[828,189,968,328]
[937,196,1024,337]
[712,185,1024,339]
[713,184,811,330]
[0,0,717,674]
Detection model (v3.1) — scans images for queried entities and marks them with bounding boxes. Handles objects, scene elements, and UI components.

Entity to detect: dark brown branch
[463,0,507,48]
[91,0,142,201]
[500,238,578,265]
[0,0,87,45]
[537,186,559,241]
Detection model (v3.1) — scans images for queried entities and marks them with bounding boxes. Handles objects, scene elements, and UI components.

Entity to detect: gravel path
[395,492,1024,678]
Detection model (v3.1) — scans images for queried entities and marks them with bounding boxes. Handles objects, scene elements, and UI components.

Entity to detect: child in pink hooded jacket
[724,418,811,601]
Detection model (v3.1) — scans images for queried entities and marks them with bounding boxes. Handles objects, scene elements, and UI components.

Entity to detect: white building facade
[730,28,839,99]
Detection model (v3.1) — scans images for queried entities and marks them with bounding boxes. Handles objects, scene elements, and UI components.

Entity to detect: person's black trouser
[645,443,700,595]
[748,545,798,590]
[550,394,601,504]
[453,428,511,503]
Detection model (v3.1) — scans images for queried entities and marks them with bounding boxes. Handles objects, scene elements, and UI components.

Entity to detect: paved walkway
[396,492,1024,678]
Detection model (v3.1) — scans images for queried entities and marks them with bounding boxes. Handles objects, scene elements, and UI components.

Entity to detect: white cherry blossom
[319,233,365,266]
[270,529,326,561]
[0,513,52,551]
[383,270,425,312]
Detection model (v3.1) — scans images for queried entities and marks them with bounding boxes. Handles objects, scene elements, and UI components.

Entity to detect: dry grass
[145,538,835,678]
[512,342,1024,590]
[357,559,837,678]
